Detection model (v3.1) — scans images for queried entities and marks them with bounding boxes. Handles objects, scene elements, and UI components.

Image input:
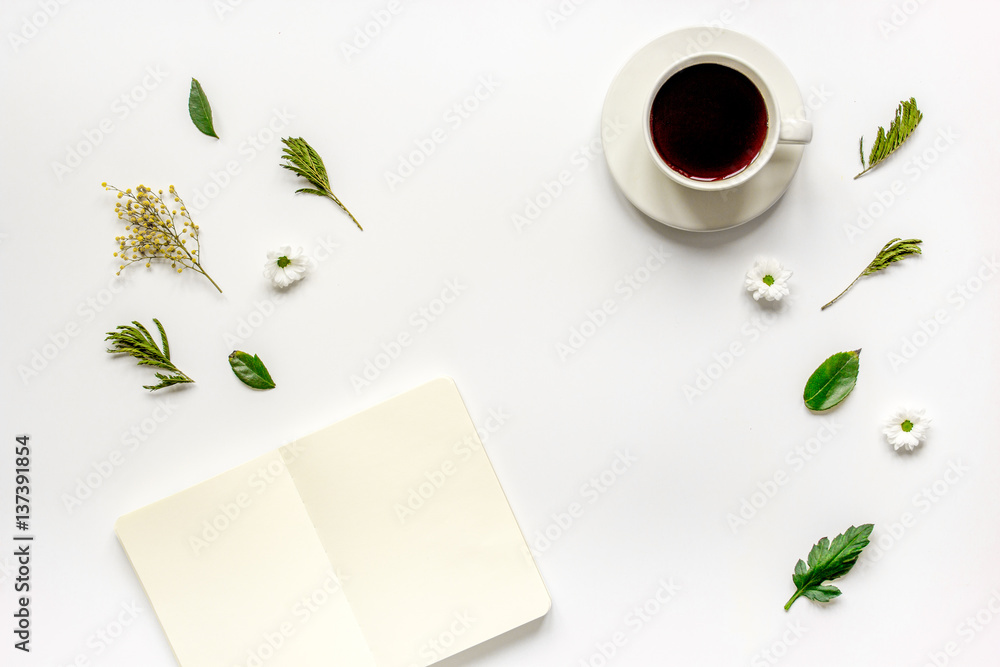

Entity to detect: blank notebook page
[115,377,550,666]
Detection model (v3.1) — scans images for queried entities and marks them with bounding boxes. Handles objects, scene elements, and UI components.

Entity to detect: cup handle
[778,119,812,144]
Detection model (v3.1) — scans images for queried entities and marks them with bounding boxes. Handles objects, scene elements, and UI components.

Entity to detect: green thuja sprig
[855,98,923,179]
[106,318,194,391]
[822,238,923,310]
[280,137,362,230]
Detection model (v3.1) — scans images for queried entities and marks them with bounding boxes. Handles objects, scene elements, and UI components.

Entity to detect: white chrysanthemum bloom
[882,408,931,451]
[745,258,791,302]
[264,246,308,288]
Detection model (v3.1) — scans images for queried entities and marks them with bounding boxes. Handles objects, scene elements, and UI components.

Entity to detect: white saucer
[602,28,807,232]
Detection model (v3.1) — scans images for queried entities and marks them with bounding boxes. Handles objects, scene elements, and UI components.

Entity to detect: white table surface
[2,1,999,665]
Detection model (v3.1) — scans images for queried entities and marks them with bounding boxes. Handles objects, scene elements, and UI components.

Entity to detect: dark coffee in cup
[649,63,768,181]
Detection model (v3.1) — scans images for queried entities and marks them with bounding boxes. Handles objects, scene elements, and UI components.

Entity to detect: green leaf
[855,98,922,179]
[803,349,861,411]
[785,524,873,610]
[188,78,219,139]
[801,584,842,603]
[228,351,276,390]
[153,317,171,360]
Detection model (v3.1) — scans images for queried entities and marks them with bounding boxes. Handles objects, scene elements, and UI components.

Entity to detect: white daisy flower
[882,407,931,451]
[264,246,309,288]
[745,258,791,302]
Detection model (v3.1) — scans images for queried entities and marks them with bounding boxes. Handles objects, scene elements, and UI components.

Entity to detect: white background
[2,1,999,665]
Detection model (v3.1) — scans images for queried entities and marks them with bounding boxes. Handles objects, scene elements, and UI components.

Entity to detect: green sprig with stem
[105,318,194,391]
[855,98,923,179]
[821,238,923,310]
[280,137,362,231]
[104,183,223,293]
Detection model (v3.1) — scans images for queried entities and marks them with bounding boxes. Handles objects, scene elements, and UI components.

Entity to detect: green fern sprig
[821,238,923,310]
[280,137,362,230]
[855,98,923,179]
[105,318,194,391]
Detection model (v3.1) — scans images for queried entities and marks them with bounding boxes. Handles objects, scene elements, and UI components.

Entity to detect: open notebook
[115,378,550,666]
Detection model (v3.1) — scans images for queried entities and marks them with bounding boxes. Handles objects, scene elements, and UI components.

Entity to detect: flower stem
[853,165,876,180]
[821,273,862,310]
[784,590,803,611]
[196,267,223,293]
[326,191,362,231]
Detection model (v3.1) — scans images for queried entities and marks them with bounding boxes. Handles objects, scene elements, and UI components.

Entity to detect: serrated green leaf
[801,585,841,603]
[803,349,861,411]
[228,350,276,390]
[188,78,219,139]
[785,524,873,610]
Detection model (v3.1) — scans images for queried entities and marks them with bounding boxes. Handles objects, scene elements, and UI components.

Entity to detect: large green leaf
[228,351,275,390]
[188,78,219,139]
[803,349,861,411]
[785,524,874,610]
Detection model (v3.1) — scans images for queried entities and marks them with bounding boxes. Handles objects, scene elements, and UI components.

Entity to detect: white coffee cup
[643,53,812,192]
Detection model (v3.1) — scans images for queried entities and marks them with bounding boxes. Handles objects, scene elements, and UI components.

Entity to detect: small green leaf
[802,585,842,603]
[228,351,275,390]
[188,78,219,139]
[803,349,861,411]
